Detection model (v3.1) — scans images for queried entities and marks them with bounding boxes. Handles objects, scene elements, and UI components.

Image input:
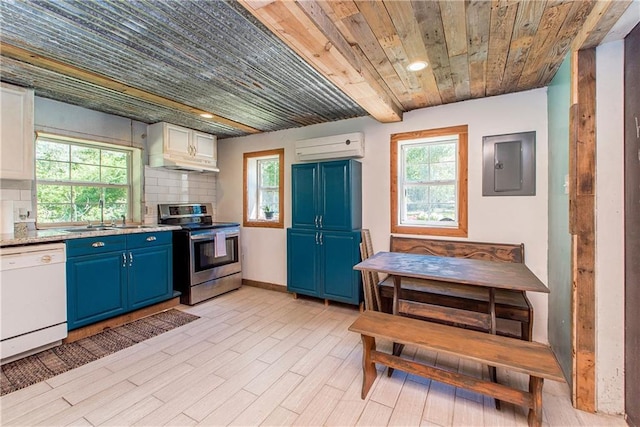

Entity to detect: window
[35,135,134,225]
[244,148,284,228]
[391,125,468,237]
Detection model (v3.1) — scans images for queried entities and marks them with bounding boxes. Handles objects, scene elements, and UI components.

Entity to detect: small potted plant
[262,205,274,220]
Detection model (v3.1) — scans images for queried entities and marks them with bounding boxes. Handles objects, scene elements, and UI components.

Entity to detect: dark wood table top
[354,251,549,294]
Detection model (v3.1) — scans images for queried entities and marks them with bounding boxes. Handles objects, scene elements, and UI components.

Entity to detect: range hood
[151,154,220,173]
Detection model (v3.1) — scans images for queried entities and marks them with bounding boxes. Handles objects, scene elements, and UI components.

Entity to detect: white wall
[35,98,146,150]
[595,40,626,414]
[218,88,550,342]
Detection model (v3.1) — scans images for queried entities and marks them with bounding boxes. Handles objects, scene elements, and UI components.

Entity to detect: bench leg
[361,335,378,399]
[387,343,405,377]
[489,366,501,410]
[523,292,534,341]
[527,376,544,427]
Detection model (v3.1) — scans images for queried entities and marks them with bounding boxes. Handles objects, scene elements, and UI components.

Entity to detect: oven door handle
[190,233,215,241]
[189,231,239,241]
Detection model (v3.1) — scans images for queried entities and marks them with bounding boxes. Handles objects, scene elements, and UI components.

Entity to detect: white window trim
[398,136,459,228]
[35,133,140,226]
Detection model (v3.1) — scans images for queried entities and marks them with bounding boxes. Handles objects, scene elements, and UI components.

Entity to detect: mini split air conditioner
[295,132,364,162]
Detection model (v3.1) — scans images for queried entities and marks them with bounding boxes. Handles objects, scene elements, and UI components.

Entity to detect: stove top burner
[157,203,239,231]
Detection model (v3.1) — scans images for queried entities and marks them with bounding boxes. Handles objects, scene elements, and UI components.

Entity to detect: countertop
[0,225,181,248]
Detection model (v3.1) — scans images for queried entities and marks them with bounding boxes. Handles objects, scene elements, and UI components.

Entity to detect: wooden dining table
[353,251,549,336]
[354,251,551,409]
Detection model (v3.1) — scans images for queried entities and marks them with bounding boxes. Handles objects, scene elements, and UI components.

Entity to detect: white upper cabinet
[191,130,216,164]
[147,122,218,172]
[1,83,35,180]
[164,123,191,159]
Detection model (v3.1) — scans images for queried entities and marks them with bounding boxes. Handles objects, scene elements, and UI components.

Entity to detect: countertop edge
[0,225,182,248]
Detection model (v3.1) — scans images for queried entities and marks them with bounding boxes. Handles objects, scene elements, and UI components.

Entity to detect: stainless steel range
[158,203,241,305]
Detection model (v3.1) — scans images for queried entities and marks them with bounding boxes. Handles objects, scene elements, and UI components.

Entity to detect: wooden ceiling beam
[571,0,633,51]
[0,43,261,134]
[238,0,403,123]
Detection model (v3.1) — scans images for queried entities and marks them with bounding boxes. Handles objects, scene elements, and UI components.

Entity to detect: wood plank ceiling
[0,1,631,139]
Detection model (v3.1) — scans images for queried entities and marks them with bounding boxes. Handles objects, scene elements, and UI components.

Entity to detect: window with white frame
[35,135,133,225]
[244,148,284,228]
[391,125,468,237]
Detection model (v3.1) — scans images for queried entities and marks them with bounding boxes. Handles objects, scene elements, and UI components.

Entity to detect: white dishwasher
[1,242,67,363]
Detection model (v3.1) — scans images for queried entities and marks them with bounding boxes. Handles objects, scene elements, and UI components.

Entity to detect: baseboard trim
[64,297,181,343]
[242,279,287,293]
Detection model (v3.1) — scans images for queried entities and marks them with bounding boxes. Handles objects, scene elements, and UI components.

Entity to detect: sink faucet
[99,198,105,226]
[121,215,126,226]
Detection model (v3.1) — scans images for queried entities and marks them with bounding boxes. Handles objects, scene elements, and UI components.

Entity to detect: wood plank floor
[0,286,627,426]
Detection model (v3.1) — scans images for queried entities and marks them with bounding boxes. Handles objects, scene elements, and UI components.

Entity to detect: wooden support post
[570,48,597,412]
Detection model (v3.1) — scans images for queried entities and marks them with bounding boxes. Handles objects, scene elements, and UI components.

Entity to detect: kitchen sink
[113,225,157,229]
[64,226,115,232]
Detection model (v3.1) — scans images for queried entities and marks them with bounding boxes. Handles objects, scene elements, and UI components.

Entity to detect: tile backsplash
[1,167,217,226]
[0,180,34,222]
[144,166,217,224]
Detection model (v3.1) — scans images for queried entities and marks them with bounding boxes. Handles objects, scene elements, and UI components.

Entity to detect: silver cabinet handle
[319,233,323,245]
[314,215,318,228]
[92,242,105,248]
[315,232,319,245]
[129,252,133,266]
[319,216,323,228]
[122,252,126,267]
[146,236,157,242]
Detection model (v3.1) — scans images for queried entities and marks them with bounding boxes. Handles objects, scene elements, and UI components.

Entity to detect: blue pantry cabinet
[66,232,173,330]
[291,160,362,230]
[288,159,363,305]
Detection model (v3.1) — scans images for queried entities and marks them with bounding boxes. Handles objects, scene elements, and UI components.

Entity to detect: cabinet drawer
[66,235,126,257]
[126,231,172,249]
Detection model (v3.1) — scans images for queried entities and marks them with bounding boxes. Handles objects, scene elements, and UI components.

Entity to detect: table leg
[489,288,496,335]
[392,275,401,315]
[488,287,500,409]
[388,275,404,377]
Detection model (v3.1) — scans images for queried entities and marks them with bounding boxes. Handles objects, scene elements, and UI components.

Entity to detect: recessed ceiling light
[199,113,214,119]
[407,61,428,72]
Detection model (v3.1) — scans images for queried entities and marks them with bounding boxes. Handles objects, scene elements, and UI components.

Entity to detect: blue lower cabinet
[66,232,173,330]
[287,229,320,297]
[67,250,128,329]
[128,245,172,310]
[287,228,362,305]
[320,231,362,304]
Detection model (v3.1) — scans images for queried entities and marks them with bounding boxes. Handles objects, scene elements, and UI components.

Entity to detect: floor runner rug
[1,309,199,395]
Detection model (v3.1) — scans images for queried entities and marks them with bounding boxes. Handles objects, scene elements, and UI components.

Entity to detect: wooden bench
[349,311,565,427]
[379,236,534,340]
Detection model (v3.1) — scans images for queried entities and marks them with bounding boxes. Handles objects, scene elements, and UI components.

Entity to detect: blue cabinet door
[291,163,318,229]
[128,244,172,310]
[67,251,127,330]
[320,230,362,304]
[287,228,320,296]
[319,160,362,231]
